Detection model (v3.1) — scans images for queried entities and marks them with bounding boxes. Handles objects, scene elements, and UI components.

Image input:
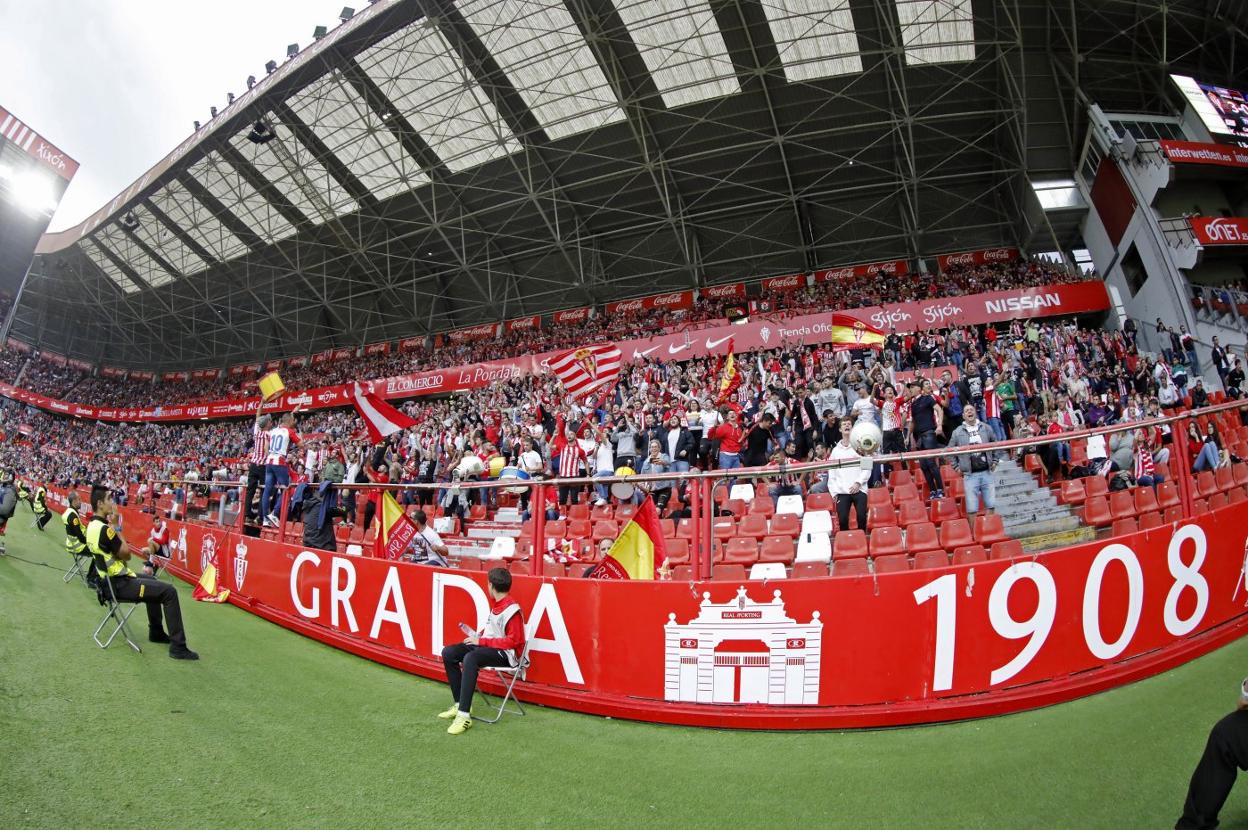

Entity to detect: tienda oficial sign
[1190,216,1248,245]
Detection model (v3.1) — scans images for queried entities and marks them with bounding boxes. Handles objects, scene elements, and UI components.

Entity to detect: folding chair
[92,559,142,653]
[473,632,534,724]
[63,550,94,585]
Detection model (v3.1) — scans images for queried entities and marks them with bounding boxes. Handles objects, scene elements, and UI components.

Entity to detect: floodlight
[265,60,278,75]
[313,25,328,40]
[210,106,218,118]
[9,169,58,215]
[120,212,139,231]
[247,120,276,145]
[247,75,256,89]
[287,43,299,58]
[340,7,355,21]
[227,92,235,105]
[194,120,201,131]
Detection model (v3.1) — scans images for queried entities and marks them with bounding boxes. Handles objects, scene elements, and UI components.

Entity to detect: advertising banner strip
[0,282,1108,423]
[936,248,1020,272]
[1189,216,1248,245]
[1160,139,1248,169]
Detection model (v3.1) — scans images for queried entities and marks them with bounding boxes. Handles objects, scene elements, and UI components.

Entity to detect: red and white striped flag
[351,383,418,444]
[549,344,622,399]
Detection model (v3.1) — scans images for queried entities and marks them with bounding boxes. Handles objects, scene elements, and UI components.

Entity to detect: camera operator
[948,405,1002,517]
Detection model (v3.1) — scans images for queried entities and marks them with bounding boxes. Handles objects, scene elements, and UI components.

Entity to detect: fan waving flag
[829,313,887,351]
[375,491,419,560]
[549,344,622,399]
[714,338,741,404]
[352,382,418,444]
[589,495,668,580]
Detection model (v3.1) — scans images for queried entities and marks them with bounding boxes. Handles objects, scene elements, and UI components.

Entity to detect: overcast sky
[0,0,348,231]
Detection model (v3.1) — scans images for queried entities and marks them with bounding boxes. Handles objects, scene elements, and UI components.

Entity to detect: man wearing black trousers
[1177,695,1248,829]
[244,413,271,524]
[438,567,526,735]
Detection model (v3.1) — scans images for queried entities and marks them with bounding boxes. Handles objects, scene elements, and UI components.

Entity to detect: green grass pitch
[2,513,1247,829]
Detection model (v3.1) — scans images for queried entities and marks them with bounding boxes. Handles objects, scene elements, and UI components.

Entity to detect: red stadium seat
[892,483,920,505]
[671,565,693,581]
[1081,496,1113,528]
[889,469,914,488]
[929,498,960,525]
[724,498,748,518]
[1133,486,1160,515]
[566,503,590,521]
[805,493,834,512]
[793,561,830,578]
[914,550,950,570]
[869,526,905,557]
[468,503,488,521]
[873,553,911,574]
[868,487,891,508]
[567,519,592,539]
[1209,493,1229,511]
[589,504,613,521]
[1197,471,1219,498]
[1233,463,1248,487]
[1194,498,1210,514]
[1108,490,1136,521]
[833,530,869,560]
[737,513,768,540]
[748,496,775,518]
[1084,476,1109,499]
[1216,466,1235,493]
[896,500,929,528]
[712,564,748,581]
[939,518,974,551]
[768,513,801,538]
[1164,505,1184,524]
[664,539,690,565]
[711,516,736,541]
[867,503,897,530]
[952,545,988,565]
[458,557,483,571]
[905,522,943,555]
[1156,480,1181,509]
[544,520,567,539]
[1057,479,1086,506]
[591,521,618,543]
[615,504,637,523]
[989,540,1024,560]
[831,558,870,577]
[724,537,759,564]
[1112,517,1139,537]
[973,514,1009,546]
[759,536,796,564]
[1229,487,1248,505]
[1138,511,1163,531]
[509,560,532,575]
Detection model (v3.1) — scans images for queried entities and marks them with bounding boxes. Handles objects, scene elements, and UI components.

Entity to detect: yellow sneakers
[447,713,473,735]
[437,704,460,719]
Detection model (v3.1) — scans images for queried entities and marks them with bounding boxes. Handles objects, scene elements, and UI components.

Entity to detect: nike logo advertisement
[704,335,732,349]
[633,345,660,359]
[668,343,690,355]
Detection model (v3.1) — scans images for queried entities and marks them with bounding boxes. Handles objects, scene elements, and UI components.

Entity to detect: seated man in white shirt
[827,416,871,532]
[403,509,450,568]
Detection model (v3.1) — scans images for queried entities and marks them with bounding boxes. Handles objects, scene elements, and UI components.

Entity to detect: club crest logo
[760,326,771,344]
[664,586,822,705]
[201,534,218,575]
[573,348,597,378]
[234,540,249,592]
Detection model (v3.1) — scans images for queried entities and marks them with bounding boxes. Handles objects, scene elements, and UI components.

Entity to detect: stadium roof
[11,0,1248,369]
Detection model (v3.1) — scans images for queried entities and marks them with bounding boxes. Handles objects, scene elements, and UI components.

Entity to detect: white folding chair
[473,631,534,724]
[92,568,142,653]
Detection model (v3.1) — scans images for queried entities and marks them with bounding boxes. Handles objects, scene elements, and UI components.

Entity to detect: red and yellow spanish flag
[375,491,418,560]
[193,563,230,603]
[590,496,668,580]
[829,313,887,352]
[714,337,741,404]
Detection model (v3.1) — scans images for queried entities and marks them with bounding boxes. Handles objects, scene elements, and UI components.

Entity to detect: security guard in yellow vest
[32,485,52,531]
[63,491,97,587]
[86,486,198,660]
[17,479,31,510]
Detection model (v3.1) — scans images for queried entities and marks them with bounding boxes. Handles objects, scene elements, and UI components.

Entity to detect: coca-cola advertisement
[162,371,189,382]
[812,259,910,283]
[505,315,541,333]
[446,323,501,343]
[937,247,1019,271]
[68,358,93,372]
[130,370,155,381]
[7,338,32,353]
[331,347,354,361]
[399,337,423,353]
[287,356,309,369]
[364,342,391,357]
[761,273,808,293]
[264,359,283,371]
[552,307,592,324]
[100,366,127,379]
[41,351,67,366]
[605,290,693,315]
[1189,216,1248,245]
[700,282,746,300]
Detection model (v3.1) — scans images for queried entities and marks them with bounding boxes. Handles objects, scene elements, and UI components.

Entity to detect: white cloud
[0,0,346,230]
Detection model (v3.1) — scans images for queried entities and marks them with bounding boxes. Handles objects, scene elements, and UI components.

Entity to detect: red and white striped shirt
[984,388,1001,420]
[248,423,272,466]
[557,443,587,478]
[1134,446,1156,480]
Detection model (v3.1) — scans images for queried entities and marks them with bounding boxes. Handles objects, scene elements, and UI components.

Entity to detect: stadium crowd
[5,256,1091,407]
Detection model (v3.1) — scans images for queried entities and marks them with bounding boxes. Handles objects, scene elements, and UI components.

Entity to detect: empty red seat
[1229,487,1248,505]
[676,519,695,540]
[1085,477,1109,499]
[929,497,960,525]
[1023,452,1046,482]
[989,539,1024,560]
[974,514,1009,546]
[892,483,920,504]
[1112,517,1139,537]
[723,498,748,518]
[952,545,988,565]
[868,503,898,530]
[567,503,590,521]
[458,557,483,571]
[1058,479,1086,506]
[1216,466,1235,493]
[615,504,637,523]
[671,565,692,580]
[896,500,929,528]
[590,504,613,521]
[1233,463,1248,487]
[1082,496,1113,528]
[805,493,834,512]
[914,550,950,570]
[509,560,532,575]
[833,529,869,560]
[737,513,768,540]
[769,513,801,538]
[889,469,914,488]
[1108,490,1136,521]
[1164,505,1184,524]
[793,561,830,578]
[1138,511,1163,530]
[870,526,905,557]
[544,520,567,539]
[1209,493,1229,511]
[905,522,942,555]
[713,563,748,581]
[1133,486,1160,515]
[1197,471,1219,498]
[868,487,891,507]
[724,537,759,564]
[1194,498,1210,514]
[664,538,690,565]
[1156,480,1181,509]
[873,553,911,574]
[759,536,796,564]
[940,518,974,550]
[468,503,488,521]
[710,517,736,541]
[832,558,870,577]
[567,519,592,539]
[748,496,775,518]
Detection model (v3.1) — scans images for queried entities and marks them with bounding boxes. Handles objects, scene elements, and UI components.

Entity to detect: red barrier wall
[54,489,1246,730]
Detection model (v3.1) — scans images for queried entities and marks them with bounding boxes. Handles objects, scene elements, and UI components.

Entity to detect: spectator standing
[827,416,870,532]
[948,405,1001,517]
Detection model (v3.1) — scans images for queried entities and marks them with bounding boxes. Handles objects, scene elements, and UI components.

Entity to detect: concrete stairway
[991,458,1096,552]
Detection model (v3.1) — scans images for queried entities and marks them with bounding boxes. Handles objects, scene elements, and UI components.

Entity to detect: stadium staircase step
[991,458,1088,549]
[466,520,523,540]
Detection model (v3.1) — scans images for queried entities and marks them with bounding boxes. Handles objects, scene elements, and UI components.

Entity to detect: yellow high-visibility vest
[63,507,86,555]
[85,517,132,579]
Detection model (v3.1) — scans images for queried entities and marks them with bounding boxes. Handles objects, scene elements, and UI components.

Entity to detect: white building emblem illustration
[234,540,249,592]
[169,527,187,564]
[664,586,823,705]
[201,534,217,575]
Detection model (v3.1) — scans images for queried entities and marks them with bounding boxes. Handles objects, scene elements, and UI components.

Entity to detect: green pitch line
[1,515,1244,830]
